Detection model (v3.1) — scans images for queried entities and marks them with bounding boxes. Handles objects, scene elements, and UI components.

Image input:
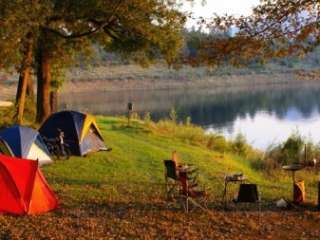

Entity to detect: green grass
[42,116,319,206]
[1,116,319,239]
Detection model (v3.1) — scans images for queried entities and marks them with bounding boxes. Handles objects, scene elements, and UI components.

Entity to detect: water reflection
[60,84,320,149]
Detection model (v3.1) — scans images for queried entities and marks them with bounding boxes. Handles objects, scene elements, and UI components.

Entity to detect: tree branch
[44,0,124,39]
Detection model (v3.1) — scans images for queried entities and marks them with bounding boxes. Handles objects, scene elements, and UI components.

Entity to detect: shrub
[169,108,177,123]
[256,132,320,171]
[251,144,283,172]
[185,116,192,126]
[207,134,229,153]
[281,132,304,164]
[147,113,260,158]
[231,133,249,157]
[143,112,152,125]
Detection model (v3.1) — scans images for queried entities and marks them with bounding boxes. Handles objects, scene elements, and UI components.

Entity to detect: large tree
[0,0,191,124]
[0,1,51,123]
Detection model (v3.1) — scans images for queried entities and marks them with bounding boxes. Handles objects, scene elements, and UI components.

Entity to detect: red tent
[0,154,58,215]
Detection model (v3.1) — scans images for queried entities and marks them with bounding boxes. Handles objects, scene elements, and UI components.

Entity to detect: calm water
[60,84,320,150]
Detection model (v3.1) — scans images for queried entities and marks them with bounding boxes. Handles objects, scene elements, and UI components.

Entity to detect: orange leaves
[196,0,320,67]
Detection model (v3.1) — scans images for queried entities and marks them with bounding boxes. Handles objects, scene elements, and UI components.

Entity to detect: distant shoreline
[63,72,319,93]
[1,69,320,101]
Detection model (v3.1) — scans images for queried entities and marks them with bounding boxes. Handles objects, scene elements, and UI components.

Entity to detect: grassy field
[0,116,319,239]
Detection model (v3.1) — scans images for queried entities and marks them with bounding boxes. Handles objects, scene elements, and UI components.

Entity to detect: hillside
[0,116,319,239]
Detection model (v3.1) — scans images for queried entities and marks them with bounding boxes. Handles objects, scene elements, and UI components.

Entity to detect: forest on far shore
[88,29,320,72]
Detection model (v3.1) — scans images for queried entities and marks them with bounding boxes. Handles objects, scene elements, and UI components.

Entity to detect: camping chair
[178,171,208,213]
[164,159,200,198]
[164,160,180,198]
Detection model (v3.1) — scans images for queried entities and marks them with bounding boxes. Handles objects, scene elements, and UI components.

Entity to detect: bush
[185,116,192,126]
[256,132,320,171]
[231,133,249,157]
[207,134,229,153]
[281,132,304,164]
[143,112,152,126]
[151,114,259,156]
[169,108,177,123]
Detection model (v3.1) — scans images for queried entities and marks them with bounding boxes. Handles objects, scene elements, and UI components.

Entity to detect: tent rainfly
[0,125,52,165]
[0,154,58,215]
[39,111,107,156]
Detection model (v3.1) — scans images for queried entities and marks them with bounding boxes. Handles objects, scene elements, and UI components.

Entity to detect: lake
[60,84,320,150]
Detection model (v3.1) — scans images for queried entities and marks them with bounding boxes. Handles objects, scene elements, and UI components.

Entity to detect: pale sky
[182,0,260,28]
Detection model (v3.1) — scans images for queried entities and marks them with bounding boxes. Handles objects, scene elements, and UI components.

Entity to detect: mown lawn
[0,116,319,239]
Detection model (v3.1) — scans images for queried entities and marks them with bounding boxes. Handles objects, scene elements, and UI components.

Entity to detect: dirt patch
[0,200,319,239]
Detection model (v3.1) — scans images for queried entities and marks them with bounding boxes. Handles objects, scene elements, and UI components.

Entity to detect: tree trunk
[15,33,33,124]
[27,76,34,99]
[36,38,51,124]
[50,90,58,113]
[18,74,34,100]
[18,75,34,103]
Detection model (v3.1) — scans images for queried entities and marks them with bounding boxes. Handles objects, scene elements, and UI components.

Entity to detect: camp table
[223,173,246,208]
[282,164,305,202]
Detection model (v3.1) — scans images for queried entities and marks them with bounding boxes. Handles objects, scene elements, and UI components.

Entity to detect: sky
[182,0,260,28]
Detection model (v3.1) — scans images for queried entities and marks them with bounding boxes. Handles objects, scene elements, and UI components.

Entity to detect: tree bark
[27,76,34,99]
[15,33,33,124]
[36,37,51,124]
[50,90,58,113]
[18,74,34,101]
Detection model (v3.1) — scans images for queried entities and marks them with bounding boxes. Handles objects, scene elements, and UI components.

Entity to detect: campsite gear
[276,198,289,209]
[164,160,179,180]
[236,184,259,203]
[164,155,199,199]
[42,136,71,160]
[0,154,58,215]
[0,139,14,156]
[233,183,261,221]
[223,173,246,208]
[164,160,179,198]
[39,111,107,156]
[293,180,305,204]
[178,170,207,213]
[171,151,198,178]
[225,173,246,182]
[282,164,304,182]
[282,164,305,203]
[0,125,52,165]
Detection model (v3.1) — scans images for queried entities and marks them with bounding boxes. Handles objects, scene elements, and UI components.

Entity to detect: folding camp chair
[164,160,180,199]
[164,159,200,197]
[178,171,208,213]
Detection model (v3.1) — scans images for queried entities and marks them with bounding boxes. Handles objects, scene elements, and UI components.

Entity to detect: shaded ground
[0,192,319,240]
